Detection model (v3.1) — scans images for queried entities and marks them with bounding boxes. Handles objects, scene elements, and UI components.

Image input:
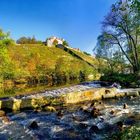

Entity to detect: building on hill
[44,36,65,47]
[70,47,81,52]
[74,48,80,51]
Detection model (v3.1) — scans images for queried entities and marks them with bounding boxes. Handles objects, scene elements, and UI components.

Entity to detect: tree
[95,0,140,73]
[0,29,14,46]
[0,29,15,80]
[94,34,126,73]
[83,51,91,56]
[16,36,41,44]
[79,71,85,82]
[55,57,67,84]
[16,37,28,44]
[63,40,69,46]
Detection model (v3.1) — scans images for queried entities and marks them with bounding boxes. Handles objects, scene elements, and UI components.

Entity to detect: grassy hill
[67,48,99,68]
[2,44,100,86]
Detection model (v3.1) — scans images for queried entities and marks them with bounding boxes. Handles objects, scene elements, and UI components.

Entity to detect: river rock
[90,101,96,107]
[130,96,134,99]
[126,91,139,97]
[57,110,63,118]
[79,107,90,115]
[95,104,105,110]
[116,121,123,131]
[0,110,5,117]
[80,105,89,111]
[44,106,56,112]
[129,112,140,120]
[124,118,136,125]
[34,108,42,113]
[79,103,91,114]
[98,101,102,105]
[110,110,115,115]
[78,123,88,130]
[91,107,101,118]
[109,109,121,116]
[89,125,100,133]
[2,116,10,124]
[29,121,39,129]
[123,103,128,109]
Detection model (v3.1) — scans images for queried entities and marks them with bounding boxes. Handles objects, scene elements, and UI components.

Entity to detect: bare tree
[96,0,140,73]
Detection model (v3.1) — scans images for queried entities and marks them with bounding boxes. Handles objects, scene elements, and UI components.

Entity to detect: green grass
[110,126,140,140]
[68,48,99,68]
[6,44,99,81]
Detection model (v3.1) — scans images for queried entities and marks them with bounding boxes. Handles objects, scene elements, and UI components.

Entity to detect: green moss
[110,126,140,140]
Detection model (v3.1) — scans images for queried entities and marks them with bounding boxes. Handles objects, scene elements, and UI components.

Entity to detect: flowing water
[0,81,104,98]
[0,96,140,140]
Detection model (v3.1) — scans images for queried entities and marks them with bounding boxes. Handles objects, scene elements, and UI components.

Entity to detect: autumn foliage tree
[0,29,15,81]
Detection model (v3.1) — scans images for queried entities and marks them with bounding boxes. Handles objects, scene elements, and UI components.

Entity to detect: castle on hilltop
[43,36,81,52]
[44,36,65,47]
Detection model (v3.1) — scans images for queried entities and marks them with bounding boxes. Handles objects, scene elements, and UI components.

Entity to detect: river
[0,95,139,140]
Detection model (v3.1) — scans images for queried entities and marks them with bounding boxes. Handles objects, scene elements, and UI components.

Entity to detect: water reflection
[0,80,79,98]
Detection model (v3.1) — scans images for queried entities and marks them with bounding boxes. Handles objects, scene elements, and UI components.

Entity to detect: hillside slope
[5,44,100,84]
[56,45,99,69]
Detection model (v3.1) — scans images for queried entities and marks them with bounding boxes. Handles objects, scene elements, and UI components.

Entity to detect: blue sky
[0,0,116,54]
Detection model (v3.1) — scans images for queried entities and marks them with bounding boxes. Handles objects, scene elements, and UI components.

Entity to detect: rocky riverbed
[0,82,139,139]
[0,96,139,140]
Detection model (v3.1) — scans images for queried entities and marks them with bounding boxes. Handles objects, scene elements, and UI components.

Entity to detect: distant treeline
[16,36,42,44]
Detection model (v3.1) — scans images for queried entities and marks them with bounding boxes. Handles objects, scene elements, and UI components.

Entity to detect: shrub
[100,73,138,87]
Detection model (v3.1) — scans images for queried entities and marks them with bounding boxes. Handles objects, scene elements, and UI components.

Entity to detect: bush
[83,51,91,56]
[100,73,138,87]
